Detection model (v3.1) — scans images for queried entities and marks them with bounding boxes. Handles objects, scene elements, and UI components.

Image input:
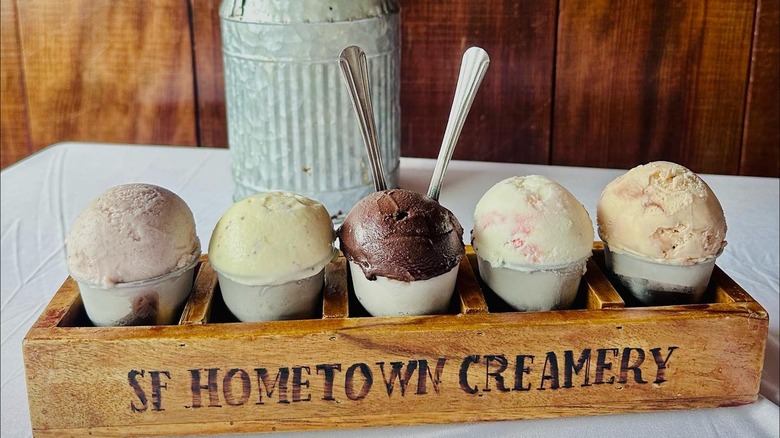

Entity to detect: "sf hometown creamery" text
[127,346,678,412]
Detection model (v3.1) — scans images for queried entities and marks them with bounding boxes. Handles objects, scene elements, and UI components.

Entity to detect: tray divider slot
[323,257,349,318]
[179,260,217,325]
[457,254,489,314]
[584,258,625,309]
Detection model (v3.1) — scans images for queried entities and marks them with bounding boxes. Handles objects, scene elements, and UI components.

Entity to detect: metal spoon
[427,47,490,201]
[339,45,387,192]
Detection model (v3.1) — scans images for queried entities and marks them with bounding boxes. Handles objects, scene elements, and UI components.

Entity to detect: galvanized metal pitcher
[220,0,401,222]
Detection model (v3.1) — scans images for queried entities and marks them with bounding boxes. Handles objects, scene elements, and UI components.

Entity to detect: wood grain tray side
[23,244,769,437]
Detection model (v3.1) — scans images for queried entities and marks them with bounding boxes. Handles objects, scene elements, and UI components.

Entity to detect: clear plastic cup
[215,269,325,322]
[603,244,716,305]
[477,257,586,312]
[75,258,198,327]
[348,261,458,317]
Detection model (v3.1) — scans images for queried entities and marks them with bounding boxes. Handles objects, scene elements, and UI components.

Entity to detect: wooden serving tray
[23,243,768,437]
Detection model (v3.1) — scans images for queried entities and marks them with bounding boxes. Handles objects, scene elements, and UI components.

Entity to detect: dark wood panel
[552,0,755,175]
[189,0,558,163]
[741,0,780,177]
[0,0,32,169]
[1,0,773,177]
[16,0,198,153]
[399,0,556,164]
[189,0,227,148]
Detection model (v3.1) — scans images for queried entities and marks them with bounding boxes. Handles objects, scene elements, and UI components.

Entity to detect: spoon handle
[339,46,387,192]
[427,47,490,201]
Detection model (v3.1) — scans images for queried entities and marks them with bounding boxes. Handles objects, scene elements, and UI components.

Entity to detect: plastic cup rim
[476,255,588,274]
[603,243,721,267]
[70,254,201,290]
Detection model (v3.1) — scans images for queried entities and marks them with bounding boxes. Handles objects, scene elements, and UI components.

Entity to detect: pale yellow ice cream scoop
[66,183,201,288]
[597,161,727,265]
[208,191,337,286]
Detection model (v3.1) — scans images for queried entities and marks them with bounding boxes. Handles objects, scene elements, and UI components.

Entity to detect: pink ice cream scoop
[66,183,201,287]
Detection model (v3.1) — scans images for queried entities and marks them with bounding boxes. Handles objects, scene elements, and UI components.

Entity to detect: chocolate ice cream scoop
[339,189,465,282]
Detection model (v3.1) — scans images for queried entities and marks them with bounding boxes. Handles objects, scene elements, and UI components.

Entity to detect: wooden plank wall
[741,0,780,176]
[1,0,778,177]
[553,0,754,174]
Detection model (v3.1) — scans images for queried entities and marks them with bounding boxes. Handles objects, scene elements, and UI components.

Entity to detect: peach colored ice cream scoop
[66,183,201,287]
[597,161,727,265]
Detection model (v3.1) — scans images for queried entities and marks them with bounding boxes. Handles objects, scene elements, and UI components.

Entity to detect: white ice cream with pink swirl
[472,175,594,271]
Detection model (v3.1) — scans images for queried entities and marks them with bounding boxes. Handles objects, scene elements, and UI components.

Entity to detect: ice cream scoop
[67,184,200,287]
[597,161,727,264]
[339,189,464,282]
[339,189,465,316]
[208,191,337,321]
[597,161,727,305]
[472,175,594,311]
[337,46,485,317]
[66,183,201,326]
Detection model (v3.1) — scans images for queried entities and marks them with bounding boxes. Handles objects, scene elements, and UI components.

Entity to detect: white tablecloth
[2,142,778,437]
